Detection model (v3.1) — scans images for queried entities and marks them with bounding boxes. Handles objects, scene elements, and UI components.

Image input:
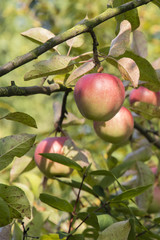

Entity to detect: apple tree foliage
[0,0,160,239]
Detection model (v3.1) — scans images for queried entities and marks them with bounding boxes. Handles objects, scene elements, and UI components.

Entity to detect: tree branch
[55,88,72,133]
[0,82,69,97]
[0,0,152,77]
[134,121,160,149]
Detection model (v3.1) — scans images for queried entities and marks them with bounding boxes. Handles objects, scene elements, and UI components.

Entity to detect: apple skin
[74,73,125,121]
[34,137,71,178]
[93,106,134,144]
[129,86,160,106]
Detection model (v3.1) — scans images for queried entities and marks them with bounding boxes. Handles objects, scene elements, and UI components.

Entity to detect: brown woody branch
[0,0,152,77]
[134,121,160,149]
[0,81,70,97]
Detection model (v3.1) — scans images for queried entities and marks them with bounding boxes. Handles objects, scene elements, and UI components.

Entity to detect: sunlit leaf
[0,134,36,171]
[98,220,131,240]
[107,56,139,87]
[62,139,89,168]
[108,20,131,57]
[0,184,31,219]
[97,214,115,231]
[21,27,59,52]
[65,61,95,86]
[10,156,34,182]
[1,112,37,128]
[66,35,84,48]
[41,234,66,240]
[24,55,74,81]
[40,193,73,212]
[131,30,148,58]
[41,153,83,171]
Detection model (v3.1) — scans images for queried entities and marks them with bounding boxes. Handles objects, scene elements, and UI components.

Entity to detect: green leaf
[10,156,34,182]
[24,55,74,80]
[55,178,97,197]
[41,234,66,240]
[97,214,115,232]
[0,134,36,171]
[77,212,99,230]
[26,207,50,238]
[0,197,11,227]
[12,223,23,240]
[1,112,37,128]
[153,0,160,8]
[130,102,160,120]
[100,146,152,188]
[40,193,74,212]
[41,153,83,171]
[135,161,154,212]
[98,220,131,240]
[111,184,152,202]
[83,228,99,240]
[0,184,31,219]
[67,235,84,240]
[113,0,140,34]
[90,170,124,191]
[154,217,160,224]
[127,218,136,240]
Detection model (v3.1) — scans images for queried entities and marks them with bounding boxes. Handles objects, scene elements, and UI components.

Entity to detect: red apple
[34,137,71,178]
[74,73,125,121]
[129,86,160,106]
[93,106,134,144]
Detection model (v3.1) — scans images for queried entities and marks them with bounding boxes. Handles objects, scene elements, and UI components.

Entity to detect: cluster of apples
[74,73,134,144]
[34,73,160,178]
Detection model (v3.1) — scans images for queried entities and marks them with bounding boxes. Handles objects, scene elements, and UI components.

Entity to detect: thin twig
[67,170,88,238]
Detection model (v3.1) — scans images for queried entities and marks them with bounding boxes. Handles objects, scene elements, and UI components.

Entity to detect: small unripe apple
[34,137,71,178]
[93,107,134,144]
[129,86,160,106]
[74,73,125,121]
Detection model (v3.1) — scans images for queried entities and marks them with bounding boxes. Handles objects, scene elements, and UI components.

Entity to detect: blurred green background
[0,0,160,159]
